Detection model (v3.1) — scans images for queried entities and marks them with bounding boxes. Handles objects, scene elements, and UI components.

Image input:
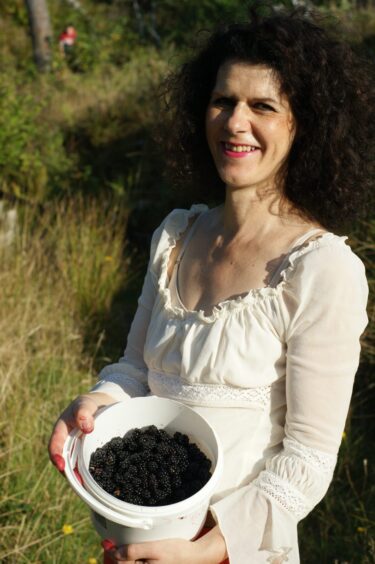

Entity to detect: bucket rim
[68,397,224,517]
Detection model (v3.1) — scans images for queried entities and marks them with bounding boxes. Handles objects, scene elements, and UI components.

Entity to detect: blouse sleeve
[210,242,368,564]
[90,215,169,401]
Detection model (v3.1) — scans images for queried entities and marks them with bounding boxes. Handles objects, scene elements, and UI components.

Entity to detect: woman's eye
[212,97,233,108]
[254,102,275,112]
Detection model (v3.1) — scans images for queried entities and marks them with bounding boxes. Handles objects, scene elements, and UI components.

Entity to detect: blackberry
[89,426,212,506]
[128,453,142,465]
[157,443,172,457]
[158,429,172,443]
[153,453,165,466]
[127,495,143,505]
[172,487,187,502]
[148,473,158,490]
[127,465,138,477]
[170,474,182,489]
[173,432,190,447]
[131,477,142,489]
[126,441,139,453]
[138,461,148,475]
[154,488,167,501]
[109,437,123,450]
[186,461,200,475]
[118,459,130,472]
[130,428,142,441]
[198,467,211,481]
[147,460,158,472]
[187,443,202,460]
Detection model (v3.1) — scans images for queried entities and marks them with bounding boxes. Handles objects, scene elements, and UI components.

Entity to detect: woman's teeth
[224,143,258,152]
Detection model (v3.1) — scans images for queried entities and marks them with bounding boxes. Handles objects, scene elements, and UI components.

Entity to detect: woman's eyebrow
[252,97,278,103]
[211,91,280,104]
[210,90,234,98]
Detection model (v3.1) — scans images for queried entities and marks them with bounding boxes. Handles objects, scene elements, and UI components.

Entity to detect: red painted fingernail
[101,539,115,551]
[52,454,65,472]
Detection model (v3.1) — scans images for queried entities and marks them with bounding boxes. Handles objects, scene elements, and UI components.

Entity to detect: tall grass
[0,199,129,563]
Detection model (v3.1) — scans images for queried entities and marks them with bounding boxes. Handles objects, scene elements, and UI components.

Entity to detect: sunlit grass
[0,199,129,562]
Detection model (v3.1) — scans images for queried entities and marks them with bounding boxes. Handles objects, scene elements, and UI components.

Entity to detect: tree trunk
[25,0,53,72]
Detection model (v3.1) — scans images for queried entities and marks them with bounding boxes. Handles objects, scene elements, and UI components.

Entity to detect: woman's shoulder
[282,231,368,298]
[148,204,208,268]
[152,204,208,241]
[289,232,365,270]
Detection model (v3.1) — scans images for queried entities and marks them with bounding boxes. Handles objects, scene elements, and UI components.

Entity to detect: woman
[49,8,374,564]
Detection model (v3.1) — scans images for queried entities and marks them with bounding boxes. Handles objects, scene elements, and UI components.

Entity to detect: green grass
[0,199,131,563]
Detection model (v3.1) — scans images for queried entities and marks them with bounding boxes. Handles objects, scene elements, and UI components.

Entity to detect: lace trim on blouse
[148,370,272,409]
[253,438,337,520]
[283,438,337,475]
[157,205,347,324]
[266,547,292,563]
[253,471,309,520]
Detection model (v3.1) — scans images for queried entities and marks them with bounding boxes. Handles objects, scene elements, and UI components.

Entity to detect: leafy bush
[0,73,73,203]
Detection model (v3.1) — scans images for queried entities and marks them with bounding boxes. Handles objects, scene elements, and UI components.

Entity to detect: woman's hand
[104,525,228,564]
[48,391,117,473]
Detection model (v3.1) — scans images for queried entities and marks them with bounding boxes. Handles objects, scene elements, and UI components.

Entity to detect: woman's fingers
[73,395,99,434]
[48,416,71,471]
[105,544,136,562]
[48,392,117,472]
[110,543,159,562]
[73,392,118,433]
[103,549,138,564]
[48,395,97,471]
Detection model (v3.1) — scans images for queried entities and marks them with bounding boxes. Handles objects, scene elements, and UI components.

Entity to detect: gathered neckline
[157,205,346,324]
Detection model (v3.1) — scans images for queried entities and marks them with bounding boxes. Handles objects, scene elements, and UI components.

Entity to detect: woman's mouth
[221,142,260,158]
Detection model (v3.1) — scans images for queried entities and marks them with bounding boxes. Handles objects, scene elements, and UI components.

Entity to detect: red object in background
[59,26,77,47]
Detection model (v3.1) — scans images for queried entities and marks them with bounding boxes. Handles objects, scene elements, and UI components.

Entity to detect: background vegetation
[0,0,374,562]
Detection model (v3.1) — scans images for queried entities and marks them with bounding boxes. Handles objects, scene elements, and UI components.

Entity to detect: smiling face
[205,61,296,194]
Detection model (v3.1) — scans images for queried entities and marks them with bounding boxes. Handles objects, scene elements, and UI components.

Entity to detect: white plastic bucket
[63,396,223,544]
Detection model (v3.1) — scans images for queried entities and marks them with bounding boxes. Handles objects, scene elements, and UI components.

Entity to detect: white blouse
[91,205,368,564]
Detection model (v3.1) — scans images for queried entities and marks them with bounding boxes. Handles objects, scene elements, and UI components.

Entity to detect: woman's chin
[223,179,262,193]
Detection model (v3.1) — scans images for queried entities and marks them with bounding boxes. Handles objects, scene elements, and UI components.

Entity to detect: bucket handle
[62,432,154,531]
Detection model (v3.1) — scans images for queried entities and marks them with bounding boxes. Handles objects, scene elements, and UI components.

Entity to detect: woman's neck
[220,186,300,242]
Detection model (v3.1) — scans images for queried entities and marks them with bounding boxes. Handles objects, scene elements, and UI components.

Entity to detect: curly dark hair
[162,7,375,229]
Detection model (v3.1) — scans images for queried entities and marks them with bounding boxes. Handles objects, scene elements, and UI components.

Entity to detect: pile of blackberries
[89,426,212,506]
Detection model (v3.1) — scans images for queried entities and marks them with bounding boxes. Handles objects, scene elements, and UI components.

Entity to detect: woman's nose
[224,104,251,134]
